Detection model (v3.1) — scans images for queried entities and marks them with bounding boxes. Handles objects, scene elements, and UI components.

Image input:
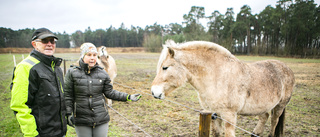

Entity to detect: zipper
[58,77,64,93]
[51,61,55,72]
[74,102,77,117]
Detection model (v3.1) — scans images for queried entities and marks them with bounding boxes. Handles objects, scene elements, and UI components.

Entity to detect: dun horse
[97,46,117,106]
[151,40,295,137]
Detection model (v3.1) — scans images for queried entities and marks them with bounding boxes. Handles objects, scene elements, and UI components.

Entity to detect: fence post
[63,59,66,76]
[13,55,16,67]
[199,111,212,137]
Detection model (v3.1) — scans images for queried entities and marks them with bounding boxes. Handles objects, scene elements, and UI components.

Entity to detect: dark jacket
[10,49,67,137]
[64,59,128,127]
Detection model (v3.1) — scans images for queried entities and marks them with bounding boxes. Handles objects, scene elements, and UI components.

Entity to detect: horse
[97,46,117,106]
[151,40,295,137]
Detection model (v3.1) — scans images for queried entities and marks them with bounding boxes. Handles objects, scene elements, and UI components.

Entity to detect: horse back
[250,60,295,92]
[239,60,295,115]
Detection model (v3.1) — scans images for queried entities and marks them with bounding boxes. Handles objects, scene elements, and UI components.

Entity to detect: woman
[64,43,141,137]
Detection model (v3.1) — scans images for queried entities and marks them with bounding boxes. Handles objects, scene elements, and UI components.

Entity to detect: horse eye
[162,67,168,70]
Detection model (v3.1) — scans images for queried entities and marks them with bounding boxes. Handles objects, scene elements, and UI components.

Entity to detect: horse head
[151,40,188,99]
[98,46,109,59]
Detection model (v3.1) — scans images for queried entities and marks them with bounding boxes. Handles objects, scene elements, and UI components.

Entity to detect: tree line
[0,0,319,57]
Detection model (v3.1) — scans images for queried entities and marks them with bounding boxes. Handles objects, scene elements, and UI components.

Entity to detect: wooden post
[199,111,212,137]
[63,59,66,76]
[13,55,16,67]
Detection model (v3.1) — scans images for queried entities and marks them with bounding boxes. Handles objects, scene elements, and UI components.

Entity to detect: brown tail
[274,108,285,137]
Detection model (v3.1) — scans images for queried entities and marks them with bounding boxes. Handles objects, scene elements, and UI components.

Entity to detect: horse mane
[157,40,232,74]
[157,42,171,74]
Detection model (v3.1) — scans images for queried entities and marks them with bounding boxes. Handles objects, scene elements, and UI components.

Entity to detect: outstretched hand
[129,94,142,101]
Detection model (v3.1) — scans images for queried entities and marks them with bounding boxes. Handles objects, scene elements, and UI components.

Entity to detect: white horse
[151,40,295,137]
[97,46,117,106]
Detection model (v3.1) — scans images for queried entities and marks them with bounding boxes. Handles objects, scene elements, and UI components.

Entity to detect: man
[10,28,67,137]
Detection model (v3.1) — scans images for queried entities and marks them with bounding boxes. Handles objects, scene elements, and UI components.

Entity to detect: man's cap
[32,28,58,41]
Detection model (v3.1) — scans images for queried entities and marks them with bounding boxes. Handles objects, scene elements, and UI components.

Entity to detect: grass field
[0,53,319,136]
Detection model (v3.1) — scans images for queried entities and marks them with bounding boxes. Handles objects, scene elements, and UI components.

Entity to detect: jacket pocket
[38,73,53,83]
[38,73,59,98]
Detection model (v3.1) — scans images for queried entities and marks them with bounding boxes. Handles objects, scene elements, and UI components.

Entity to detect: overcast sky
[0,0,319,34]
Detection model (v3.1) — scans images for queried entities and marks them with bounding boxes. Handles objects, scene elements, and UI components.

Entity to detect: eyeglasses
[34,38,57,44]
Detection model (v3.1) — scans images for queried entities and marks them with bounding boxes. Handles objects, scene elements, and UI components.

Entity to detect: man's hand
[67,114,75,127]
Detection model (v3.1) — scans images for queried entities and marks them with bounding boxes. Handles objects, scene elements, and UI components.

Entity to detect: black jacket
[10,49,67,137]
[64,59,128,127]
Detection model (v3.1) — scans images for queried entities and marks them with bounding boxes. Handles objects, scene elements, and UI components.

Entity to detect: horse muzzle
[151,85,165,99]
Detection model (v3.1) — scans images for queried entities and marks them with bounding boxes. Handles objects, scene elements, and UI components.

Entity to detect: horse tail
[275,108,285,137]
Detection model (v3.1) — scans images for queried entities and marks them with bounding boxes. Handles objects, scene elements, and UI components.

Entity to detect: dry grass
[1,53,319,136]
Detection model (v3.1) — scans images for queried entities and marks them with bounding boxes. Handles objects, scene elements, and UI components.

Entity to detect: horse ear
[168,47,175,58]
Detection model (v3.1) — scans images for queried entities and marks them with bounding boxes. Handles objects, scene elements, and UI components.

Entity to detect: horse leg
[252,112,269,136]
[223,112,237,137]
[269,106,286,137]
[211,118,223,136]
